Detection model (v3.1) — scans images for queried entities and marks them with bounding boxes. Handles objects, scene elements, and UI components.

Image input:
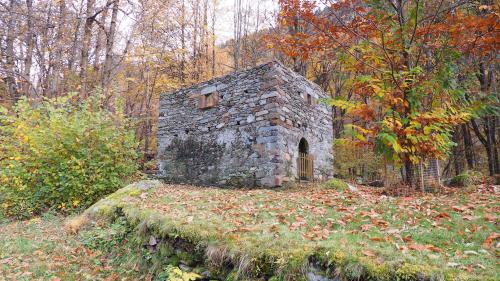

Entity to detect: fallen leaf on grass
[302,225,330,241]
[435,212,451,219]
[402,235,412,242]
[0,257,13,265]
[362,250,377,257]
[361,224,374,231]
[482,232,499,248]
[369,237,385,242]
[408,243,427,251]
[408,243,442,252]
[462,215,479,221]
[386,228,400,234]
[426,245,443,253]
[483,214,496,222]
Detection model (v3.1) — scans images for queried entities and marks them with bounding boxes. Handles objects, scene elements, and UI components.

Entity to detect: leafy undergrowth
[0,213,143,280]
[84,180,499,281]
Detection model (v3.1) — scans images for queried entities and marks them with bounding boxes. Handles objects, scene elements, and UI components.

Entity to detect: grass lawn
[0,214,142,280]
[84,180,499,280]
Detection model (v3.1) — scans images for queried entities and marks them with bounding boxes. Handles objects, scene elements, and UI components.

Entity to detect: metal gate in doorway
[298,152,314,181]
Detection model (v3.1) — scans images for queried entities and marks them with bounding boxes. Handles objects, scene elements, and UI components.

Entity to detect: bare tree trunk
[472,62,499,176]
[403,159,415,186]
[233,0,242,70]
[203,0,209,73]
[93,1,109,76]
[38,1,55,97]
[462,124,475,169]
[67,2,84,73]
[5,0,19,103]
[471,118,500,176]
[211,0,216,76]
[80,0,96,96]
[22,0,34,98]
[452,127,464,175]
[192,0,199,80]
[180,0,186,83]
[52,0,66,97]
[101,0,119,94]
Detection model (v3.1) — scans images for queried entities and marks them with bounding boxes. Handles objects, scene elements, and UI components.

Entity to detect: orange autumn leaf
[482,232,500,248]
[408,243,427,251]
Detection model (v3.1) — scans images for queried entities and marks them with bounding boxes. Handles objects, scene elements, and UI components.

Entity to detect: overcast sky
[214,0,278,43]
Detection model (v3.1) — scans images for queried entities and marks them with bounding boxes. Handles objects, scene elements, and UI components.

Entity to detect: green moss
[82,180,498,281]
[322,178,349,190]
[395,263,427,281]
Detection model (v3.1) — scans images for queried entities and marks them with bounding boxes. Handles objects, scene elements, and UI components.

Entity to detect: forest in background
[0,0,498,186]
[0,0,278,169]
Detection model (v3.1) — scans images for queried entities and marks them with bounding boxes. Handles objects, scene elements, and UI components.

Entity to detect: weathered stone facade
[157,61,333,187]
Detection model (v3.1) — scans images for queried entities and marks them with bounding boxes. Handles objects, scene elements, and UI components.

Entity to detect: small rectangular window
[198,92,219,109]
[306,93,313,105]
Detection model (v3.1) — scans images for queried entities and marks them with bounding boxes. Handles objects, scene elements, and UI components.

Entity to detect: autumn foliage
[0,94,138,219]
[273,0,499,183]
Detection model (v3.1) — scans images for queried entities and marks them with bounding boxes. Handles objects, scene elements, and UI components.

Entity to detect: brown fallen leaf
[402,235,413,242]
[0,257,13,265]
[462,215,478,221]
[362,249,377,257]
[483,214,496,222]
[408,243,427,251]
[370,237,385,242]
[426,244,443,253]
[435,212,451,219]
[361,224,374,231]
[482,232,500,248]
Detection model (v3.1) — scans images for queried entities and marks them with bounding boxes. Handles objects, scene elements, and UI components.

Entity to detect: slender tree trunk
[101,0,119,94]
[211,0,216,76]
[5,0,19,103]
[23,0,34,98]
[203,0,209,74]
[233,0,242,70]
[452,127,464,175]
[39,1,55,97]
[93,1,109,76]
[192,0,199,79]
[53,0,66,97]
[180,0,186,83]
[473,62,499,176]
[462,124,475,169]
[80,0,96,96]
[68,3,84,73]
[403,159,415,186]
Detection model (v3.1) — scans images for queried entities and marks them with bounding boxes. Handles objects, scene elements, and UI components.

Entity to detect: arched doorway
[299,138,309,154]
[298,138,313,181]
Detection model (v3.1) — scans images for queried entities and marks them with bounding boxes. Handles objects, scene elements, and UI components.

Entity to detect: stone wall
[259,63,334,185]
[157,61,333,187]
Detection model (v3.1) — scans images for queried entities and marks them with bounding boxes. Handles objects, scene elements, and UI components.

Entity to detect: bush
[449,170,485,187]
[333,141,384,182]
[322,178,349,191]
[0,94,139,219]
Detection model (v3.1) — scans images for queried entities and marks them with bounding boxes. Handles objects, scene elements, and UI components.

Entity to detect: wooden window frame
[304,92,315,106]
[198,92,219,109]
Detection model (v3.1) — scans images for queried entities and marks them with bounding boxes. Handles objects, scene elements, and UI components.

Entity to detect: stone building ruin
[157,61,333,187]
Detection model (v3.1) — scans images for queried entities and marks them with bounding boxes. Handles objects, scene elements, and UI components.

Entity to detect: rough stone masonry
[157,61,333,187]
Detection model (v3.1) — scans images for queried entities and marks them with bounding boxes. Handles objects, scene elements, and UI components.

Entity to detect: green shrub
[333,140,384,182]
[322,178,349,191]
[449,170,485,187]
[0,94,139,219]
